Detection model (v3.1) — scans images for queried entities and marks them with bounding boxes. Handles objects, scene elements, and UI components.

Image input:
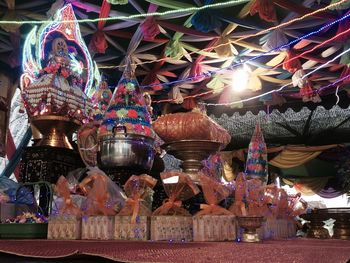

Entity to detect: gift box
[151,171,199,241]
[193,215,236,241]
[0,203,15,223]
[48,215,81,240]
[151,215,193,241]
[114,215,150,240]
[115,175,157,241]
[193,173,235,241]
[258,218,296,239]
[82,216,115,240]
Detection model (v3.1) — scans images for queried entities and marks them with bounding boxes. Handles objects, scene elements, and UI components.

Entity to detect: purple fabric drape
[317,146,350,198]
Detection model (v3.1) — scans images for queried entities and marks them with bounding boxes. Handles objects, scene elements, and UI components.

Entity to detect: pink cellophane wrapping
[49,176,82,240]
[151,171,199,241]
[115,175,157,240]
[193,174,236,241]
[153,112,231,146]
[79,167,126,216]
[153,171,199,216]
[195,173,232,216]
[117,174,157,221]
[53,176,81,217]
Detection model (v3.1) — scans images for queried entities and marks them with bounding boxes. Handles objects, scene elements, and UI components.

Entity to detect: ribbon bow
[196,204,232,216]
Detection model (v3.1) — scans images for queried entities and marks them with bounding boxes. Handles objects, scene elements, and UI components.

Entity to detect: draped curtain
[225,144,345,197]
[269,145,338,169]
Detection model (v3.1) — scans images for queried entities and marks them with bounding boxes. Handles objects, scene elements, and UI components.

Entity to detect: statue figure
[42,36,84,88]
[49,37,71,66]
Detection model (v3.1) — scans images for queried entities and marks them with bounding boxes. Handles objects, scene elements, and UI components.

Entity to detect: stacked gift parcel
[151,171,199,241]
[115,175,157,240]
[193,173,236,241]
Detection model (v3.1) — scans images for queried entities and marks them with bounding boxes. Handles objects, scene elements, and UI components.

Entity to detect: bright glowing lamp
[231,64,250,92]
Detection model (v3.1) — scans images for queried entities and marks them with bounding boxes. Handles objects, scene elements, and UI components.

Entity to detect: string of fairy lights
[144,11,350,89]
[202,46,350,106]
[0,0,252,25]
[1,0,349,106]
[98,0,349,69]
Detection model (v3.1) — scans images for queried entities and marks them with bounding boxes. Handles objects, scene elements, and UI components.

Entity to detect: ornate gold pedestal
[30,115,81,149]
[164,140,222,182]
[237,216,264,243]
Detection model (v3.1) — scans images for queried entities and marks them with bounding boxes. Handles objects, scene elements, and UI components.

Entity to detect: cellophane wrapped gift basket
[151,171,199,241]
[80,168,125,240]
[115,175,157,241]
[193,173,236,241]
[48,176,82,240]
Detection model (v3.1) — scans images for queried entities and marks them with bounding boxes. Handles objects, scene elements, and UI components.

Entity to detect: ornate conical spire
[98,57,155,139]
[245,122,268,182]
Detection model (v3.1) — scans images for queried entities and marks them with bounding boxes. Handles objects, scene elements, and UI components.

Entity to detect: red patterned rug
[0,238,349,263]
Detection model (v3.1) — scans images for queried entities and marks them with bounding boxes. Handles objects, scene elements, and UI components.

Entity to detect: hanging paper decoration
[190,61,204,82]
[292,69,321,103]
[245,123,268,182]
[329,0,350,10]
[165,38,186,60]
[299,82,322,103]
[207,75,226,93]
[140,17,160,41]
[340,66,350,85]
[262,29,288,51]
[250,0,277,23]
[99,58,155,139]
[191,0,222,33]
[169,86,184,104]
[89,30,108,54]
[292,69,308,88]
[283,50,302,73]
[214,35,237,58]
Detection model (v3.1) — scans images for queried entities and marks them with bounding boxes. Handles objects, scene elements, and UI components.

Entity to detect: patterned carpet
[0,238,349,263]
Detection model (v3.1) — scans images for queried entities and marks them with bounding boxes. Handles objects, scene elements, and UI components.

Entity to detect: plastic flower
[61,68,70,78]
[117,108,128,117]
[134,124,143,133]
[128,109,138,118]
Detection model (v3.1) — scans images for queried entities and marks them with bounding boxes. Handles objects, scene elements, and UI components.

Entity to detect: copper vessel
[164,140,222,182]
[30,115,81,149]
[237,216,264,242]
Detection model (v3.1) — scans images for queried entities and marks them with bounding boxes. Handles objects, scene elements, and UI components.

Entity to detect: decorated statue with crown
[20,4,96,150]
